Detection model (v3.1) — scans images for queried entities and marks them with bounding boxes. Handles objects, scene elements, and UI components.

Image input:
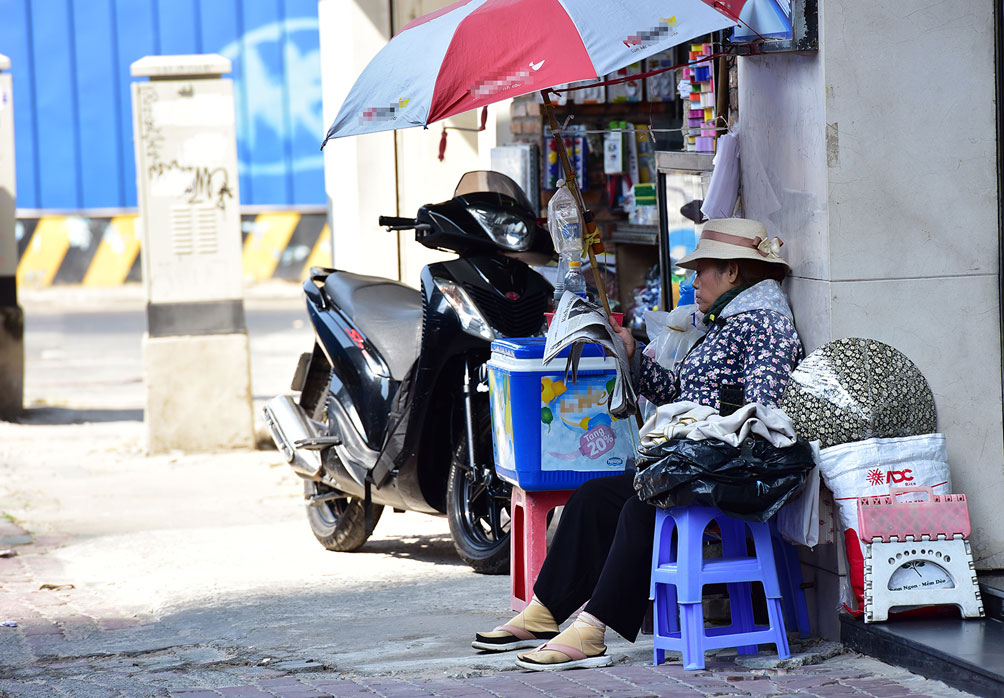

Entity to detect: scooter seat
[323,271,422,380]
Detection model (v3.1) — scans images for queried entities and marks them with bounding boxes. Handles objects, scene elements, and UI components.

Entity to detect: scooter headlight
[467,206,530,251]
[433,278,496,341]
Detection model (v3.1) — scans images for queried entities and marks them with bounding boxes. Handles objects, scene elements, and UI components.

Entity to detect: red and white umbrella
[323,0,745,144]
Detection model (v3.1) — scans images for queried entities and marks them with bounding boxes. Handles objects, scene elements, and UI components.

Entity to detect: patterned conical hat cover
[780,338,937,449]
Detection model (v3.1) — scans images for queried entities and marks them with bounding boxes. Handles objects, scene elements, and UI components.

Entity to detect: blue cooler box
[487,337,637,491]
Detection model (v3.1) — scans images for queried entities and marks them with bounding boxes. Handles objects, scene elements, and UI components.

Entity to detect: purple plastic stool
[650,506,791,670]
[770,522,812,639]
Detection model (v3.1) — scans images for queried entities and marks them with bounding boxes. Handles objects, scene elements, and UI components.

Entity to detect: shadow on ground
[359,531,465,566]
[16,407,144,425]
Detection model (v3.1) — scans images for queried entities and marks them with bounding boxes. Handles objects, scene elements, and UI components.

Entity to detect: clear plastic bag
[643,304,706,372]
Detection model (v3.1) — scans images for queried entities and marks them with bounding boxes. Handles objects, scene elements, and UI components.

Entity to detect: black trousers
[532,472,655,642]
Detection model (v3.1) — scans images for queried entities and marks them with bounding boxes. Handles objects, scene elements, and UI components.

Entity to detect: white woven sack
[817,434,951,609]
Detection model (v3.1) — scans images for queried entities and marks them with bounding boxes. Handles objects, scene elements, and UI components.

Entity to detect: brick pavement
[144,656,972,697]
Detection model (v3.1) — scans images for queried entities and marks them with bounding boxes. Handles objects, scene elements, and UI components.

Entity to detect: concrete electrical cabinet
[0,53,23,420]
[130,54,254,452]
[131,54,242,311]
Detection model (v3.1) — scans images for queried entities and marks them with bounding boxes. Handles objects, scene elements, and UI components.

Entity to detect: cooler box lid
[490,337,606,360]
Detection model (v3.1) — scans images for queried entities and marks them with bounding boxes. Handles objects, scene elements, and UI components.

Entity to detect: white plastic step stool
[858,487,984,623]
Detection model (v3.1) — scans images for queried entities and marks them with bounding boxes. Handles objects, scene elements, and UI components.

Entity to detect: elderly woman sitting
[472,218,803,671]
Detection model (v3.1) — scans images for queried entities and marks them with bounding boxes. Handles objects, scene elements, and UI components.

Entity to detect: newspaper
[543,291,638,419]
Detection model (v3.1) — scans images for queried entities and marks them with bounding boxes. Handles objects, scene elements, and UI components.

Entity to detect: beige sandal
[515,641,611,671]
[472,623,559,652]
[515,620,611,671]
[473,599,559,652]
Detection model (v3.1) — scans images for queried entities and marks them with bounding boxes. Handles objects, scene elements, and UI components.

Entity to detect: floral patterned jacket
[634,280,803,411]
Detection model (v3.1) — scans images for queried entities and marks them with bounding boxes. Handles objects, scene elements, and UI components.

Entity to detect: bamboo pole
[540,90,612,317]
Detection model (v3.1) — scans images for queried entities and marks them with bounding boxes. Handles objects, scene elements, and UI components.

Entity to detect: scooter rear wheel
[446,412,511,574]
[304,480,384,552]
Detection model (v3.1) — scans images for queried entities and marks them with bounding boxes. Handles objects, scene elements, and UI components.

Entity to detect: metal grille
[463,284,548,338]
[170,205,218,256]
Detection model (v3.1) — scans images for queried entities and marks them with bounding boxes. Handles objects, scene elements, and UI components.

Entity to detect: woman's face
[692,260,739,313]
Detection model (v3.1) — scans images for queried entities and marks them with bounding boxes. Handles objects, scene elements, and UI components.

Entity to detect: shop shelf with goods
[680,42,719,153]
[507,48,683,306]
[508,40,726,335]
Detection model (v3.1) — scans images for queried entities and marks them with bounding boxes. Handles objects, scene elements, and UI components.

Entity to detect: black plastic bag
[633,437,815,522]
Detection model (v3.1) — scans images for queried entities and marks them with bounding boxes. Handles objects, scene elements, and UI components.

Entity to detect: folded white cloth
[640,400,797,449]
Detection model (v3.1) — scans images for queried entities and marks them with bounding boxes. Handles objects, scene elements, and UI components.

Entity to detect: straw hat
[677,218,789,271]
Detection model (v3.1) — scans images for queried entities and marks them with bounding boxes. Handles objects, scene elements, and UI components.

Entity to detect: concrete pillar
[318,0,400,280]
[0,54,23,420]
[130,54,254,453]
[737,0,1000,637]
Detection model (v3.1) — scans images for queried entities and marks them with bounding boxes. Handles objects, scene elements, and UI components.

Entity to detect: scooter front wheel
[446,412,511,574]
[304,480,384,552]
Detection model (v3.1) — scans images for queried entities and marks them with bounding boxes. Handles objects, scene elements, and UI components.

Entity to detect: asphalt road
[19,282,314,417]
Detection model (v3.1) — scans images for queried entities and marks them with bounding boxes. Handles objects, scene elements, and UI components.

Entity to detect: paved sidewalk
[0,514,974,698]
[0,510,974,698]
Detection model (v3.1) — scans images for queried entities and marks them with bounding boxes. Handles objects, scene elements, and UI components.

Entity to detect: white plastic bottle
[562,259,587,297]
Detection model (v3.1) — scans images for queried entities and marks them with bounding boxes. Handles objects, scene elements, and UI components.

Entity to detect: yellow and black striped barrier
[15,212,332,287]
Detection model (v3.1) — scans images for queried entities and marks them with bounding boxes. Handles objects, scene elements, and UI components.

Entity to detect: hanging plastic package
[547,180,586,299]
[639,305,704,421]
[633,437,815,522]
[642,304,706,371]
[700,128,740,219]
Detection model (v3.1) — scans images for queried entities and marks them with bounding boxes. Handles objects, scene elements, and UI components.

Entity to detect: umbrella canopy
[323,0,745,144]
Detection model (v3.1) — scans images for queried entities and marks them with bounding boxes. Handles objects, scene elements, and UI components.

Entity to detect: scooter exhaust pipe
[262,395,323,479]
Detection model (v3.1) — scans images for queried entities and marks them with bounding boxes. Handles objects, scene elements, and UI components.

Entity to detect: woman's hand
[609,316,635,360]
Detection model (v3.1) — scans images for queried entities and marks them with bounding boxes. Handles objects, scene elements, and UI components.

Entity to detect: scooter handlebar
[378,216,418,228]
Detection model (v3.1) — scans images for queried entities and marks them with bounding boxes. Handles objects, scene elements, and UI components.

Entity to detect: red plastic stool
[510,486,574,612]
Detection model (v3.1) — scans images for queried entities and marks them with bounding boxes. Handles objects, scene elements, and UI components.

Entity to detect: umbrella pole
[540,91,612,318]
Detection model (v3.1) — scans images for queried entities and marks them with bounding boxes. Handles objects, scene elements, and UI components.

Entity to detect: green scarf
[703,284,751,326]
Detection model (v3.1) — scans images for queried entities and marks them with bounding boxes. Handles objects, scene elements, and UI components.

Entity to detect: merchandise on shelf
[627,263,662,330]
[607,61,643,103]
[545,124,587,190]
[681,43,716,153]
[547,84,569,106]
[573,80,606,104]
[636,127,656,184]
[603,123,625,175]
[628,183,658,226]
[644,51,677,103]
[624,123,640,186]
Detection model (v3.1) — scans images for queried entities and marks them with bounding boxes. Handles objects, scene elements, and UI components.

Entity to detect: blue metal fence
[0,0,325,211]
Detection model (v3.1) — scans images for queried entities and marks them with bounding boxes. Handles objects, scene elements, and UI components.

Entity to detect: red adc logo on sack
[865,467,915,487]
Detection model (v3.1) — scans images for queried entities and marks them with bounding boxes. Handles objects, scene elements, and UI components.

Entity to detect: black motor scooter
[263,171,554,573]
